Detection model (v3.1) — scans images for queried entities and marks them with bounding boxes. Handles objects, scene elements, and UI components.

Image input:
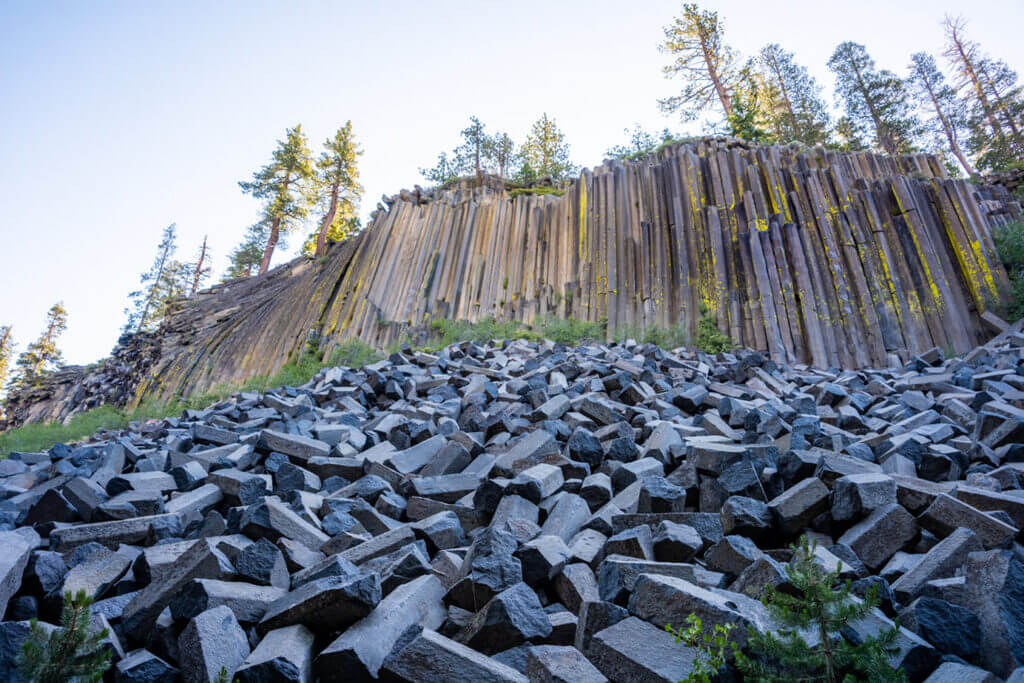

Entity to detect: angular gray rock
[177,605,250,683]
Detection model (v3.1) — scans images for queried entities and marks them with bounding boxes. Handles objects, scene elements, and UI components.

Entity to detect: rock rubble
[3,330,1024,681]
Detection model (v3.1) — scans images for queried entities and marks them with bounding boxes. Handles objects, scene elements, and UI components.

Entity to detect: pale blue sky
[1,0,1021,366]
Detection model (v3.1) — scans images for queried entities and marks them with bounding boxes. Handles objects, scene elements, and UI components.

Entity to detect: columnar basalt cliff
[4,138,1021,428]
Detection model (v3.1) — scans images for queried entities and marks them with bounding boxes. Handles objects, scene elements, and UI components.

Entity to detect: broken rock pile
[3,333,1024,682]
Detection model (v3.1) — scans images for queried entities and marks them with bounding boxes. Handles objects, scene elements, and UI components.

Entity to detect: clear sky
[1,0,1021,367]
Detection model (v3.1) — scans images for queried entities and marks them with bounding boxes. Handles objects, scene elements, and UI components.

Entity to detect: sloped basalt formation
[4,139,1022,427]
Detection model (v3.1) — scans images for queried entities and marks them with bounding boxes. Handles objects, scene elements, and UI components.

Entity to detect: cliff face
[5,138,1021,428]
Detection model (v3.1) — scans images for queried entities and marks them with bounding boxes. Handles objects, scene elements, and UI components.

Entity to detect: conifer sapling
[18,590,111,683]
[733,536,904,683]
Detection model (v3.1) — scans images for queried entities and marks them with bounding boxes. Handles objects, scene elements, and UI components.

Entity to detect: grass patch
[0,406,129,456]
[327,339,384,368]
[508,186,565,198]
[0,339,384,457]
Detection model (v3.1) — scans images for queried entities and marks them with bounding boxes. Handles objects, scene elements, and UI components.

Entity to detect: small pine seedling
[18,590,111,683]
[734,536,905,683]
[666,613,736,683]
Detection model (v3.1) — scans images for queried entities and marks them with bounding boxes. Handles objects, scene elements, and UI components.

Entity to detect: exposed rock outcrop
[5,139,1022,429]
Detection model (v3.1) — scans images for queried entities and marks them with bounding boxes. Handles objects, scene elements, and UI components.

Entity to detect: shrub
[734,536,904,683]
[327,339,384,368]
[695,313,732,353]
[994,220,1024,321]
[642,323,690,349]
[429,318,540,347]
[666,614,735,683]
[19,590,111,683]
[534,316,606,345]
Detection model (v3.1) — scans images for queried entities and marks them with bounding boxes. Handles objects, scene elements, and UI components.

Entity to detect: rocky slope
[5,138,1022,430]
[1,328,1024,680]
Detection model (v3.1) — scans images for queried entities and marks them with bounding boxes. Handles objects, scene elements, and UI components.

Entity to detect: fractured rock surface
[1,333,1024,679]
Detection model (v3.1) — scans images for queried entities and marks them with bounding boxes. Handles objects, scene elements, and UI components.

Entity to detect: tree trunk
[259,218,281,275]
[315,182,341,258]
[768,59,802,140]
[258,174,292,275]
[851,60,897,155]
[819,614,837,683]
[921,75,975,176]
[697,28,732,119]
[949,29,1005,140]
[190,236,208,296]
[702,51,732,118]
[979,62,1024,145]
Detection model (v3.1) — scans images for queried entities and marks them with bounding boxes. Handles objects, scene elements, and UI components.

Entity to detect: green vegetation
[0,326,13,394]
[695,311,733,353]
[237,124,317,276]
[303,121,363,258]
[666,614,735,683]
[19,590,111,683]
[656,7,1020,173]
[994,220,1024,320]
[420,114,577,188]
[734,536,903,682]
[0,406,130,457]
[535,316,606,345]
[425,316,608,351]
[0,339,384,457]
[428,318,542,348]
[610,322,690,349]
[508,186,565,198]
[605,125,684,161]
[11,303,67,390]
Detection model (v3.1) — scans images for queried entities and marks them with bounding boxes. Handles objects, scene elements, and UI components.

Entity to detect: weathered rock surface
[1,329,1024,679]
[4,141,1017,430]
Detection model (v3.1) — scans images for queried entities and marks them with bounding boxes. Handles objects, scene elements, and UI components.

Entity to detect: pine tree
[832,116,867,152]
[520,113,577,182]
[727,64,774,143]
[908,52,974,176]
[420,151,461,186]
[225,220,271,280]
[186,236,212,297]
[754,44,831,146]
[487,132,516,180]
[13,303,67,387]
[0,326,13,396]
[943,16,1024,172]
[734,536,904,682]
[514,159,539,186]
[124,224,186,333]
[309,121,363,257]
[455,116,489,182]
[829,42,921,155]
[977,57,1024,151]
[658,3,738,123]
[239,125,316,275]
[605,125,678,161]
[18,590,111,683]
